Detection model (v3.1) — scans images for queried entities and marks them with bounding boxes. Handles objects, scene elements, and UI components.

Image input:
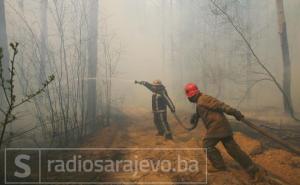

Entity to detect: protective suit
[185,83,261,179]
[136,80,175,140]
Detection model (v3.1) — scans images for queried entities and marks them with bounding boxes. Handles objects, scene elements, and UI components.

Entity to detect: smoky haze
[0,0,299,147]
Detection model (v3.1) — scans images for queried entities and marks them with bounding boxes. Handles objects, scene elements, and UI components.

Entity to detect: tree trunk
[86,0,99,130]
[36,0,48,141]
[0,0,9,84]
[39,0,48,84]
[169,0,176,93]
[245,0,252,102]
[161,0,167,76]
[276,0,293,114]
[0,0,9,118]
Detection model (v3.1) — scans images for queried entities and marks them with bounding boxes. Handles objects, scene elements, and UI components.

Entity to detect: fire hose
[133,80,300,155]
[172,113,300,155]
[172,112,198,131]
[241,118,300,156]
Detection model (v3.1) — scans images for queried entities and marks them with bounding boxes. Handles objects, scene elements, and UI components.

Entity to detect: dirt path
[79,107,300,185]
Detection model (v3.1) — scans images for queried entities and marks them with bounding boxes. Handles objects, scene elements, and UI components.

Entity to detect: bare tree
[50,0,71,144]
[68,0,89,140]
[210,0,299,121]
[169,0,175,78]
[39,0,48,84]
[0,0,9,102]
[0,43,54,148]
[86,0,99,130]
[161,0,167,76]
[244,0,253,101]
[0,0,104,147]
[276,0,292,114]
[101,33,121,126]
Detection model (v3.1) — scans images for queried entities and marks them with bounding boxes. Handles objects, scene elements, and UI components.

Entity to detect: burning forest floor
[76,107,300,185]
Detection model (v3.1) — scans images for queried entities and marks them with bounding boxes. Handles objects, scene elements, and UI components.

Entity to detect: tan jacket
[196,94,238,138]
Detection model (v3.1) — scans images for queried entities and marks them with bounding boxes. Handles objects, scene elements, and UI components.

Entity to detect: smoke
[3,0,300,115]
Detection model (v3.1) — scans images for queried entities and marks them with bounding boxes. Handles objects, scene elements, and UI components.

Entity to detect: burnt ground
[1,107,300,185]
[80,107,300,185]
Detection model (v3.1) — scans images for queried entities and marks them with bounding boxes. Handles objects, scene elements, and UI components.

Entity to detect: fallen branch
[210,0,299,122]
[241,118,300,156]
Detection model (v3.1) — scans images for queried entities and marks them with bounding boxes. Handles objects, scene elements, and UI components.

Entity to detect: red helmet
[184,83,200,98]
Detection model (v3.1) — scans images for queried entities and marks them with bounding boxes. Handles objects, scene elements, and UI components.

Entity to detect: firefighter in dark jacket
[135,80,175,140]
[184,83,264,181]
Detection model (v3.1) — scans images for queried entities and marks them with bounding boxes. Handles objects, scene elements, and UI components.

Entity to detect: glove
[190,113,199,126]
[135,80,146,85]
[233,110,244,121]
[134,80,143,85]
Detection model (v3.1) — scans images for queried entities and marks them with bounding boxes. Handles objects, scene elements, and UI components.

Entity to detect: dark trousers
[203,136,254,171]
[153,112,172,138]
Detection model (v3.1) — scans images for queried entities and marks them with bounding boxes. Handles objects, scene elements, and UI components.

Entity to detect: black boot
[165,132,173,140]
[246,164,266,182]
[207,147,226,171]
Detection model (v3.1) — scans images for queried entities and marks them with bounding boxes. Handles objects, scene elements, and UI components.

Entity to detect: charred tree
[276,0,293,114]
[86,0,99,130]
[39,0,48,84]
[0,0,9,103]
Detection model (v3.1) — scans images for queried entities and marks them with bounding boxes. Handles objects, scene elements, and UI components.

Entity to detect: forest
[0,0,300,184]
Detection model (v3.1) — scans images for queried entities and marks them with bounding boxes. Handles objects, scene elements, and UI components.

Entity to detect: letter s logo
[14,154,31,178]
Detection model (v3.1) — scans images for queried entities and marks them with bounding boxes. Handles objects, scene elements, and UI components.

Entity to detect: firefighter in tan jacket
[184,83,263,180]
